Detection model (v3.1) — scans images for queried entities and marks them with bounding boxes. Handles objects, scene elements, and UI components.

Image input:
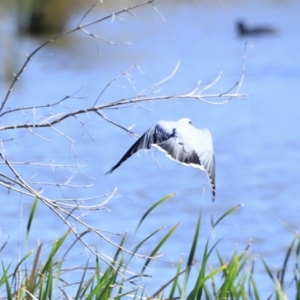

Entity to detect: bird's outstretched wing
[106,118,216,201]
[105,121,175,174]
[193,128,215,200]
[156,139,201,167]
[199,151,216,200]
[159,126,215,200]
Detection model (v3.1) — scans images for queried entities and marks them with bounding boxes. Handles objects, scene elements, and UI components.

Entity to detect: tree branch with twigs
[0,0,246,279]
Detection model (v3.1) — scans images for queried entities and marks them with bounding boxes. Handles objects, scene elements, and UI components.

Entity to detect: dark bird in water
[106,118,216,201]
[236,21,276,36]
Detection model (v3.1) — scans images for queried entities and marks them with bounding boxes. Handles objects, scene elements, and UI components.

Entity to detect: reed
[0,195,298,299]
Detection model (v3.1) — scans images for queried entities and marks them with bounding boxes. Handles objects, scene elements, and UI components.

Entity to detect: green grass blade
[217,254,238,299]
[43,258,53,300]
[168,258,183,299]
[0,238,8,253]
[40,231,69,276]
[141,222,179,273]
[279,237,295,287]
[295,236,300,299]
[86,234,127,300]
[183,206,202,298]
[187,207,202,268]
[135,193,175,234]
[151,259,197,299]
[188,265,226,300]
[249,277,260,300]
[132,227,165,255]
[75,265,93,299]
[26,196,39,240]
[1,260,13,300]
[187,239,224,300]
[212,204,241,228]
[12,250,33,284]
[261,257,275,282]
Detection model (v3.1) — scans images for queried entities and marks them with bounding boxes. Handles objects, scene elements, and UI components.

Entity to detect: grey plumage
[106,118,216,200]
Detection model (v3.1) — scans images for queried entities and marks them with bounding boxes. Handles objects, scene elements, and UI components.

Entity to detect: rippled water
[0,0,300,297]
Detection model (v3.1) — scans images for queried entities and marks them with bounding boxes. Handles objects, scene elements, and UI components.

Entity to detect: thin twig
[0,0,155,113]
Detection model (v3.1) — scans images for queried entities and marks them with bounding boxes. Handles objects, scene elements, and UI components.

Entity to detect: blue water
[0,0,300,298]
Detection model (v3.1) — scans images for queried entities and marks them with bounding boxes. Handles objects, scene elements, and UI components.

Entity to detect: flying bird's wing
[106,118,216,201]
[105,121,175,174]
[156,122,216,200]
[193,128,216,200]
[155,139,201,167]
[198,148,216,200]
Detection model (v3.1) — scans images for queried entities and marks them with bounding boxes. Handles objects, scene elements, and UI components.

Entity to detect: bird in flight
[236,21,276,36]
[106,118,216,200]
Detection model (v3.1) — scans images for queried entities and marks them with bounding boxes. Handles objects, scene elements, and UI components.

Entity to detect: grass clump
[0,195,299,299]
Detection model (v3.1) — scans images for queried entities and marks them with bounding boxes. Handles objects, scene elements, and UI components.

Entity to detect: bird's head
[236,21,246,35]
[179,118,192,124]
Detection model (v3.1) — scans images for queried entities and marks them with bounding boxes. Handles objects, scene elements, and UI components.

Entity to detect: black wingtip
[105,168,114,175]
[105,162,121,175]
[212,190,216,202]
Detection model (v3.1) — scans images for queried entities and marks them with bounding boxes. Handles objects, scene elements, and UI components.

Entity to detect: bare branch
[96,111,139,138]
[0,89,246,133]
[93,65,137,106]
[0,0,155,113]
[0,161,85,168]
[0,0,248,286]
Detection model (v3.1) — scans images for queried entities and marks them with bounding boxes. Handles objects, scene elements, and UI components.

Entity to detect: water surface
[0,0,300,297]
